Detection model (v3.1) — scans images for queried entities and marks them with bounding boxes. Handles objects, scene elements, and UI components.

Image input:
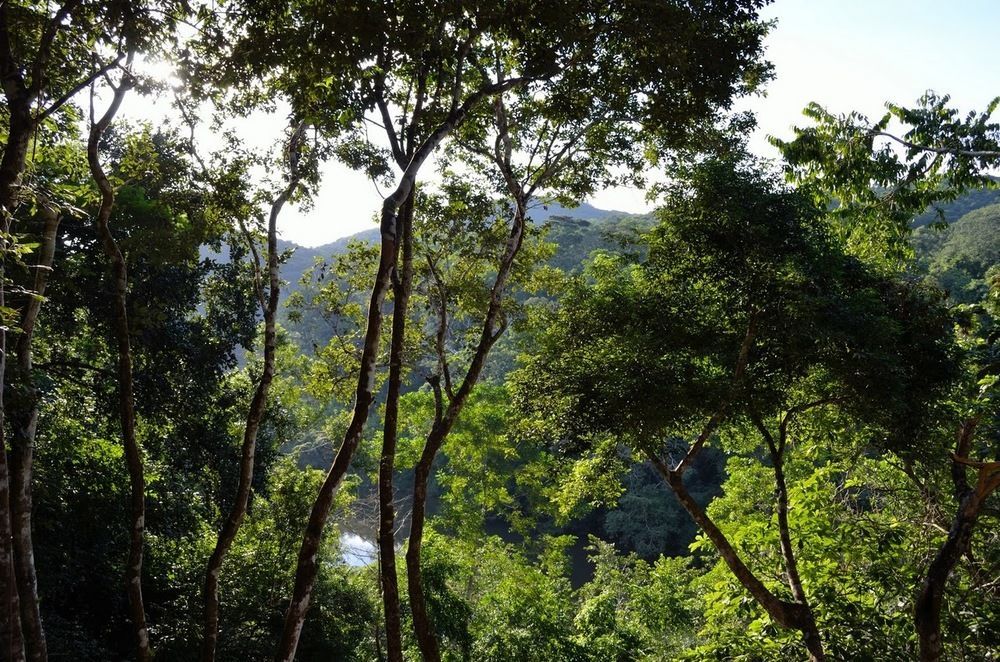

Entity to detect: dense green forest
[0,2,998,661]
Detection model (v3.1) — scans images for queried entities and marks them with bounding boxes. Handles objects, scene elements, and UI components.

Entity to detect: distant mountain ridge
[276,201,641,292]
[255,184,999,304]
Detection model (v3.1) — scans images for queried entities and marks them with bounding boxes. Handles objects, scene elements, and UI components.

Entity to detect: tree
[199,121,317,662]
[772,92,1000,267]
[774,92,1000,661]
[29,123,282,658]
[0,3,185,656]
[86,55,153,661]
[514,156,959,660]
[912,271,1000,662]
[200,4,772,656]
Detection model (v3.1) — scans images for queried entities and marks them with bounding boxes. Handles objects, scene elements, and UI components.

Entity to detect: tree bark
[0,93,34,660]
[914,490,983,662]
[406,200,527,662]
[7,203,60,662]
[201,137,303,661]
[376,193,413,662]
[0,36,34,657]
[87,73,151,662]
[915,420,999,662]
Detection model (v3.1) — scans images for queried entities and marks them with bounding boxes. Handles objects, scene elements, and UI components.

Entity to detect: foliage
[4,2,1000,659]
[773,93,1000,266]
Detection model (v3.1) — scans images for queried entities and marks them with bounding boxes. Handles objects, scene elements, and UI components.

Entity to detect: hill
[276,202,643,295]
[912,182,1000,227]
[913,202,1000,302]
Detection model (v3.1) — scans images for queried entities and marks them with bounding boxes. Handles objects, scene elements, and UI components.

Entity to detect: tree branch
[28,0,83,96]
[873,131,1000,160]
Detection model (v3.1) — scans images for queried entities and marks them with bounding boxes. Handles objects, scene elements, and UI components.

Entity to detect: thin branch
[751,413,780,460]
[36,358,114,378]
[28,0,83,96]
[425,254,454,401]
[235,216,266,312]
[450,28,480,113]
[427,375,443,427]
[951,417,980,502]
[778,396,844,454]
[526,117,601,197]
[375,82,404,167]
[873,131,1000,160]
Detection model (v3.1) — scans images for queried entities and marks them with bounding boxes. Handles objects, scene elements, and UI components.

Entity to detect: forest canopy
[0,2,998,662]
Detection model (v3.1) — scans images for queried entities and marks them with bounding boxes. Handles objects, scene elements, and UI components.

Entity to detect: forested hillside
[1,2,998,662]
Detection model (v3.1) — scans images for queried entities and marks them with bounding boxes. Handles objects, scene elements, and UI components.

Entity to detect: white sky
[119,0,1000,247]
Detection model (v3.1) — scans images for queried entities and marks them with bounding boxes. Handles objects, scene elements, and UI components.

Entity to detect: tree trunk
[647,451,823,660]
[915,420,997,662]
[88,77,151,662]
[760,423,824,661]
[377,193,414,662]
[201,163,299,662]
[0,241,26,662]
[0,87,34,662]
[0,14,40,650]
[0,95,32,215]
[274,77,525,662]
[7,204,60,662]
[406,202,527,662]
[914,490,982,662]
[273,192,396,661]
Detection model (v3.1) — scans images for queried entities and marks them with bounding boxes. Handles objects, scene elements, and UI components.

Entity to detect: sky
[119,0,1000,247]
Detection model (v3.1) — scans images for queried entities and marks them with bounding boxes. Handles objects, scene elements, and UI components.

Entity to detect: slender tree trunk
[377,194,413,662]
[914,489,984,662]
[274,197,396,662]
[87,75,151,662]
[0,447,24,662]
[274,78,524,662]
[0,86,34,662]
[0,234,26,662]
[914,420,998,662]
[764,435,824,661]
[7,204,60,662]
[406,202,527,662]
[406,427,443,662]
[0,98,32,216]
[201,159,301,662]
[647,451,823,660]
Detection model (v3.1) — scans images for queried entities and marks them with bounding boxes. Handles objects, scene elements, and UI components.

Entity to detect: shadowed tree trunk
[649,453,826,662]
[404,87,597,657]
[0,15,36,653]
[201,124,306,662]
[0,223,25,662]
[0,95,32,215]
[406,195,527,661]
[1,6,168,657]
[7,202,61,662]
[87,65,151,662]
[915,419,1000,662]
[753,412,828,662]
[376,193,414,662]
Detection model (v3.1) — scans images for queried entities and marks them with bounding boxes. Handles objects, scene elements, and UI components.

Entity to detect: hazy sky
[119,0,1000,247]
